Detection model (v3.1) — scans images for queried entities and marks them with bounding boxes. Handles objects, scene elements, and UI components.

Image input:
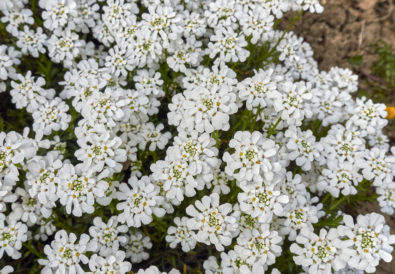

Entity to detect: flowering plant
[0,0,394,273]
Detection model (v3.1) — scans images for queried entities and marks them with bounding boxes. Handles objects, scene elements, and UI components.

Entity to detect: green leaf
[349,55,363,69]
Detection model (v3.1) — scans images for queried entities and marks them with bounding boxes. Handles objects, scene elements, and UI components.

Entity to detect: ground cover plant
[0,0,395,273]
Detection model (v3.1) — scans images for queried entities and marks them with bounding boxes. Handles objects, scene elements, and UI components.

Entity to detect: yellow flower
[386,106,395,119]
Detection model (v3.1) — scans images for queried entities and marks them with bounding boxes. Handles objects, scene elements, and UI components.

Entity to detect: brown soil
[284,1,395,273]
[289,0,395,72]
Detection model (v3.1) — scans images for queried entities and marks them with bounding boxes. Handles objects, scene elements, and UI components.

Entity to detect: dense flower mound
[0,0,394,273]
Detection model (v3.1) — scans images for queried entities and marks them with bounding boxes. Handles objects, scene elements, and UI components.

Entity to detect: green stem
[150,151,158,162]
[267,117,282,138]
[321,192,331,205]
[329,196,348,211]
[312,119,322,136]
[23,243,44,259]
[226,108,249,139]
[241,110,253,131]
[249,106,262,132]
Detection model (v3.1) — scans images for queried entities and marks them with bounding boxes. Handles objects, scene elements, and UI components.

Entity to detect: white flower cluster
[0,0,394,273]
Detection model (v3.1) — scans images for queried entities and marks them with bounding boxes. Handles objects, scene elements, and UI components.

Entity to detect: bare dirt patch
[288,0,395,72]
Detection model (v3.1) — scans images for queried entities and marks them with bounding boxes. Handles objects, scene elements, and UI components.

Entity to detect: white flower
[38,230,91,274]
[57,164,108,216]
[285,127,321,171]
[72,0,100,33]
[122,231,152,263]
[136,266,180,274]
[260,107,284,134]
[25,151,63,212]
[60,58,108,105]
[88,251,132,274]
[50,135,67,155]
[238,6,274,44]
[238,183,289,223]
[338,213,395,273]
[235,225,282,268]
[75,132,127,176]
[0,215,28,259]
[237,68,280,111]
[328,67,358,93]
[204,0,238,28]
[73,119,110,142]
[1,7,34,36]
[39,0,77,31]
[167,93,186,127]
[10,71,54,111]
[1,0,395,270]
[376,183,395,215]
[150,179,175,213]
[0,131,36,185]
[320,124,365,163]
[280,172,311,208]
[311,86,352,126]
[237,210,261,233]
[280,205,319,241]
[47,28,84,67]
[207,26,249,63]
[88,216,128,257]
[32,97,71,136]
[359,147,394,187]
[297,0,324,13]
[182,64,238,92]
[206,167,231,195]
[133,69,164,97]
[104,45,135,77]
[259,0,289,18]
[220,249,260,274]
[166,216,197,252]
[169,84,238,133]
[166,37,203,73]
[182,11,206,38]
[13,187,44,225]
[139,123,171,151]
[276,31,307,67]
[132,28,163,67]
[92,22,115,46]
[0,266,13,274]
[347,97,388,137]
[318,160,363,197]
[171,130,219,182]
[203,256,222,274]
[96,179,120,207]
[151,153,198,204]
[102,0,139,32]
[123,89,150,122]
[141,5,182,47]
[223,131,280,184]
[290,227,353,273]
[186,193,238,251]
[80,87,128,128]
[116,176,165,227]
[272,81,313,126]
[0,45,20,80]
[367,130,390,152]
[36,218,57,241]
[16,26,47,58]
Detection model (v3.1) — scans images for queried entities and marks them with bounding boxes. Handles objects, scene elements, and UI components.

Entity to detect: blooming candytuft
[186,193,238,251]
